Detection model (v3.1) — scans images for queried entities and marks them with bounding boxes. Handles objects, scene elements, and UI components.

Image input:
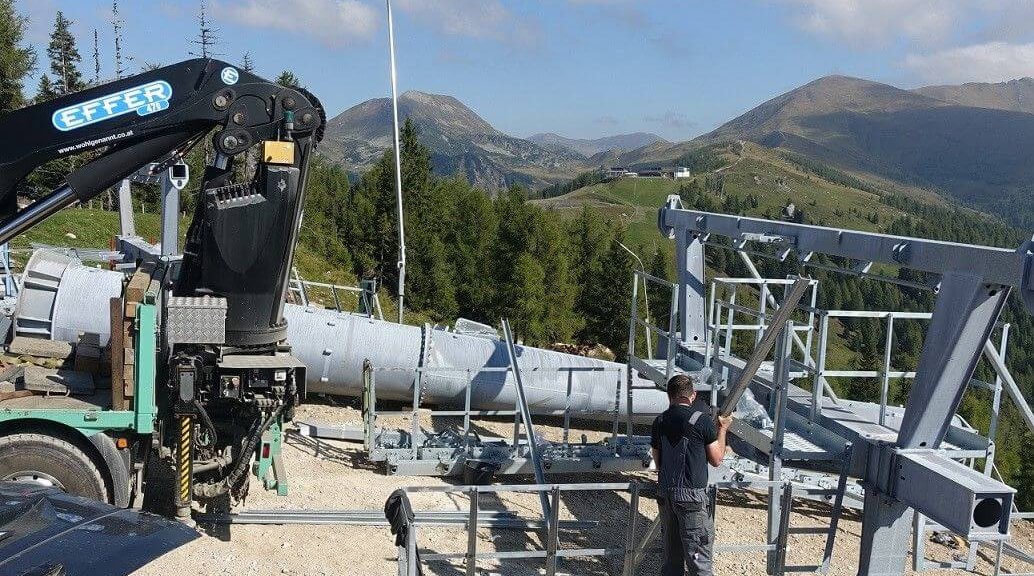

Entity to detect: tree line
[303,119,641,353]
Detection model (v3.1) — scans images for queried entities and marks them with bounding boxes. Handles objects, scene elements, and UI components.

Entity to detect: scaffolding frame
[654,200,1033,575]
[362,363,653,477]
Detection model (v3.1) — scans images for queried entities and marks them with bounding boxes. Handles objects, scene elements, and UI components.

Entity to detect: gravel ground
[131,402,1033,576]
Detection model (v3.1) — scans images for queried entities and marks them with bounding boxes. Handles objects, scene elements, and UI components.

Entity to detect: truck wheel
[0,433,109,503]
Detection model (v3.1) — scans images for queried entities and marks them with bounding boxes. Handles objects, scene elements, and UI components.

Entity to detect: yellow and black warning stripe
[177,415,192,504]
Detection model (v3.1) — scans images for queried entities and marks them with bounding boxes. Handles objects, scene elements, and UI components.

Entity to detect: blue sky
[18,1,1034,142]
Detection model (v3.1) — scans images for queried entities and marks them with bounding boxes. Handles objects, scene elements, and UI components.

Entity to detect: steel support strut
[675,229,708,352]
[857,273,1010,575]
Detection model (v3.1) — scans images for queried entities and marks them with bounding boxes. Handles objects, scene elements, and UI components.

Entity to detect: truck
[0,58,325,518]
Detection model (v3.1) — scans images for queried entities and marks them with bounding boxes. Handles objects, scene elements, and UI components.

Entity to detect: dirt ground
[131,401,1033,576]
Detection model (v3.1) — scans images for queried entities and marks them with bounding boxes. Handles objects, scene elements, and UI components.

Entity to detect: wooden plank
[110,297,125,410]
[125,269,150,303]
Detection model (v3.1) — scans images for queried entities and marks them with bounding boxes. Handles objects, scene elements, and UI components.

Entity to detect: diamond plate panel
[167,296,227,345]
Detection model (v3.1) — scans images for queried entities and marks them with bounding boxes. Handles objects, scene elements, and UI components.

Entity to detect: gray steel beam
[983,339,1034,433]
[117,179,134,237]
[719,278,810,417]
[502,319,552,525]
[674,227,708,350]
[659,200,1033,305]
[896,275,1010,449]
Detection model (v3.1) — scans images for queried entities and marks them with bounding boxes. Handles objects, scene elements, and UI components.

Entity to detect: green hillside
[8,208,352,289]
[533,142,909,247]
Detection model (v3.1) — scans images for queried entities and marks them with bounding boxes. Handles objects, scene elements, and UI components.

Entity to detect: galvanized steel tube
[284,305,670,417]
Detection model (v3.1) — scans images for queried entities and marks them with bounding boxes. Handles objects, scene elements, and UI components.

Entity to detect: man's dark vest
[659,409,708,502]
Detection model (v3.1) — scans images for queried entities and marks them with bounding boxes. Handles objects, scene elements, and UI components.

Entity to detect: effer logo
[51,80,173,132]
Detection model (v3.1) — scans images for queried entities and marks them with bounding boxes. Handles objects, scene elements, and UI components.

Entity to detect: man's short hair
[666,374,695,399]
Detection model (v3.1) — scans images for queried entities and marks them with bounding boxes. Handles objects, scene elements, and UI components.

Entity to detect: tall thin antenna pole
[92,29,100,85]
[386,0,406,324]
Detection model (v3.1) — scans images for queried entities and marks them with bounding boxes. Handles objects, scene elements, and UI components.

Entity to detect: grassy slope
[12,208,330,278]
[533,142,909,250]
[531,141,922,377]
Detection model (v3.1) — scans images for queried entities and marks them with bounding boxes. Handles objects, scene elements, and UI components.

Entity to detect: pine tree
[580,233,635,358]
[190,0,220,59]
[276,70,301,88]
[447,178,497,318]
[35,75,56,103]
[47,11,84,95]
[648,247,672,325]
[571,207,611,342]
[533,211,579,343]
[111,0,129,79]
[503,252,546,344]
[425,236,457,322]
[92,29,100,85]
[0,0,36,113]
[241,52,254,72]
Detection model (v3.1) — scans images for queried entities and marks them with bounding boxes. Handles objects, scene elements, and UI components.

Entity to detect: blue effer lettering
[52,80,173,132]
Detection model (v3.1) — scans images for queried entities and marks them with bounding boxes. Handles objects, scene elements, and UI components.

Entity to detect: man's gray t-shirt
[651,404,718,491]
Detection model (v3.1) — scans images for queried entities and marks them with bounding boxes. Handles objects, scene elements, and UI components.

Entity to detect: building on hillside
[673,166,691,179]
[602,167,639,180]
[639,169,664,178]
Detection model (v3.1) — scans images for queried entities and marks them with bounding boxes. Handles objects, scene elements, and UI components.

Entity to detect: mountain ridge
[527,131,667,157]
[913,78,1034,114]
[595,74,1034,227]
[320,90,585,191]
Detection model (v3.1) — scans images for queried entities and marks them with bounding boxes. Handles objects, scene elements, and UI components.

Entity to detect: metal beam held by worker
[719,276,811,417]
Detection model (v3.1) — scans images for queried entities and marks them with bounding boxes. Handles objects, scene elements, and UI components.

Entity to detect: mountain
[321,91,586,191]
[527,132,667,157]
[913,78,1034,114]
[608,75,1034,227]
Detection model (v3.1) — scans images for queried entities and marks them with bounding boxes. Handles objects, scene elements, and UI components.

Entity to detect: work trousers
[658,494,714,576]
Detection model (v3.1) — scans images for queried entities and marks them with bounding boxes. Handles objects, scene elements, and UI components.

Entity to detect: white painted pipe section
[13,251,123,345]
[284,305,670,417]
[11,254,671,419]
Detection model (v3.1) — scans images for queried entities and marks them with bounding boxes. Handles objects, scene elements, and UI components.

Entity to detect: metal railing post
[622,482,641,576]
[465,487,479,576]
[666,283,679,381]
[704,279,717,367]
[879,315,895,427]
[411,369,421,460]
[463,369,473,448]
[721,285,737,385]
[544,485,562,576]
[756,282,769,347]
[775,483,793,575]
[628,273,640,364]
[811,314,829,423]
[406,522,418,576]
[363,362,376,451]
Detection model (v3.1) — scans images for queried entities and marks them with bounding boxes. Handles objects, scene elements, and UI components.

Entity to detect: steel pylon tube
[175,414,193,518]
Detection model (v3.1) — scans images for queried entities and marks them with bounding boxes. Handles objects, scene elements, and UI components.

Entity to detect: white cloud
[778,0,960,47]
[905,42,1034,84]
[217,0,378,48]
[394,0,540,48]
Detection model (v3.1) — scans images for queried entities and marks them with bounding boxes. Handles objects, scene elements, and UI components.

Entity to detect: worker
[651,374,732,576]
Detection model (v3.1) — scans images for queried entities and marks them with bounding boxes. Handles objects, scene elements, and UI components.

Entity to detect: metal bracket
[1021,236,1034,314]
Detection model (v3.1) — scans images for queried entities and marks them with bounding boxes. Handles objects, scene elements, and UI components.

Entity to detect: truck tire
[0,433,109,503]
